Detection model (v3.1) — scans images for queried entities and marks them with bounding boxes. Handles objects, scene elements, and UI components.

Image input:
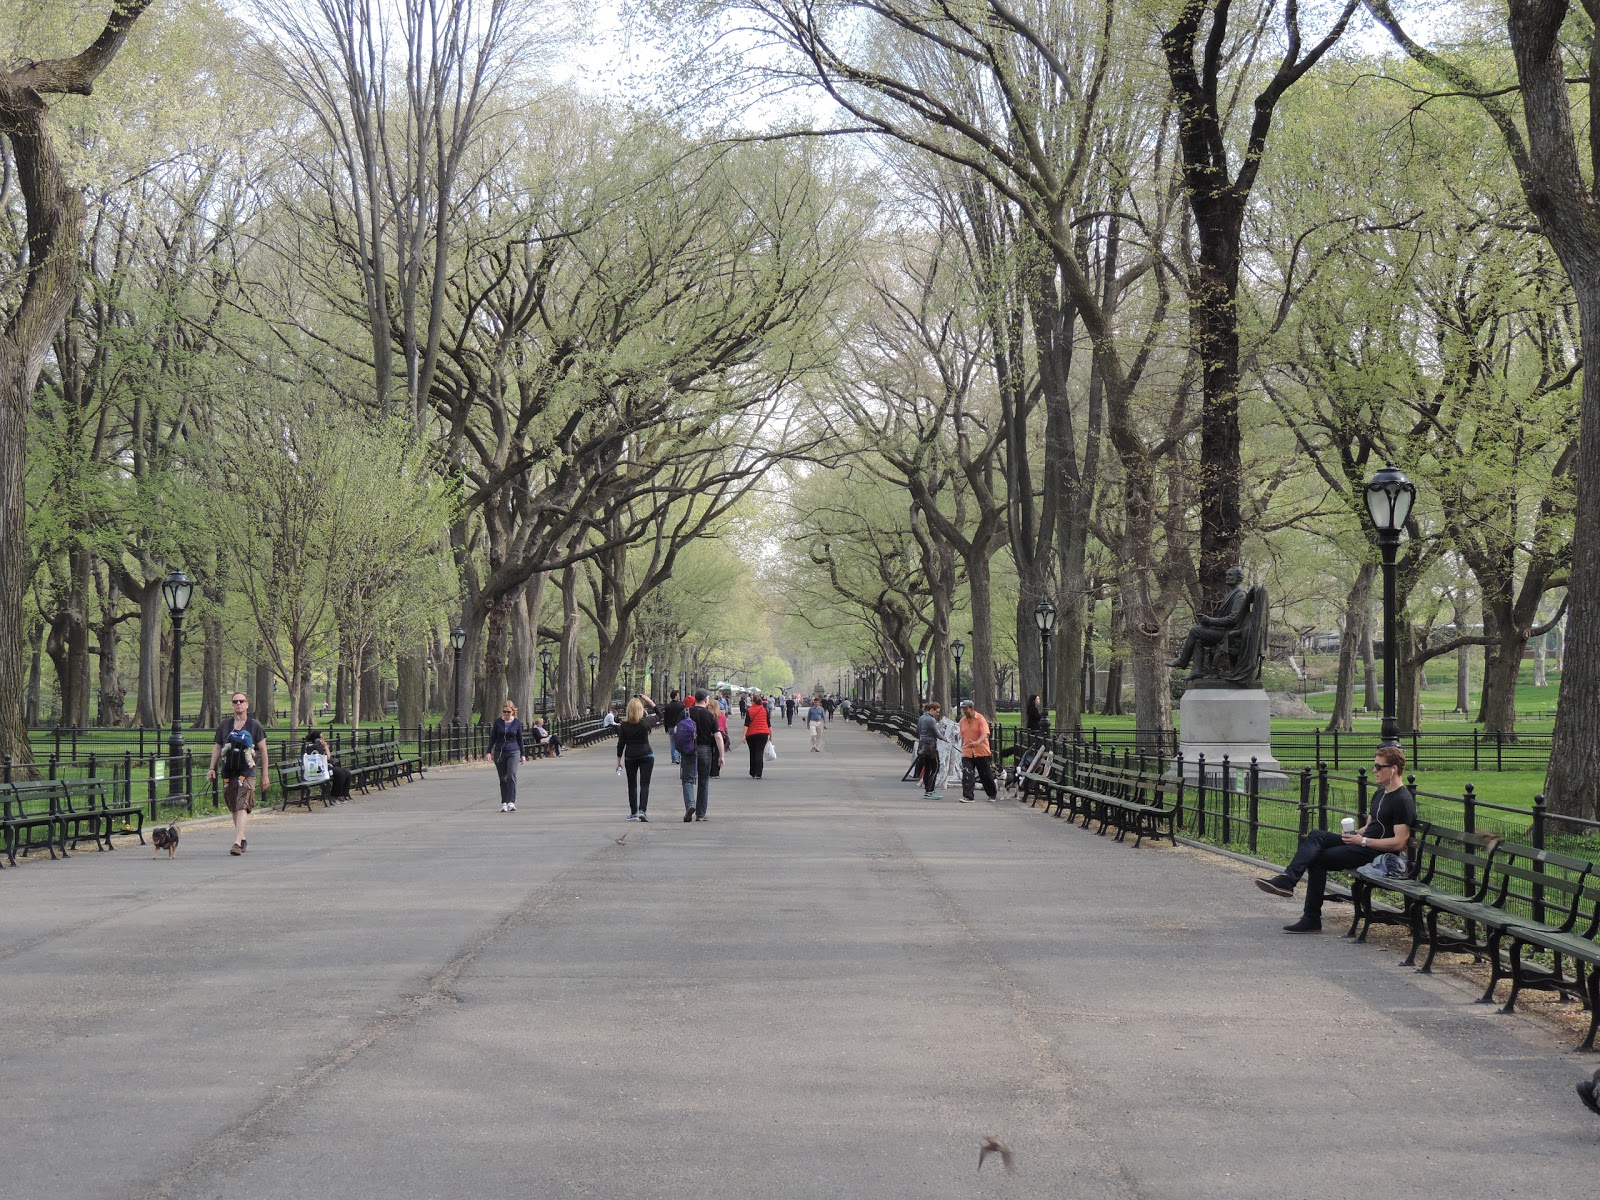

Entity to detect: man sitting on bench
[530,716,563,758]
[1255,744,1415,934]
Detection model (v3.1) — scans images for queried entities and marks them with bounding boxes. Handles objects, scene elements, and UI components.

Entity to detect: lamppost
[952,638,964,707]
[621,660,632,702]
[915,649,925,702]
[1035,599,1056,725]
[1364,464,1415,747]
[450,625,466,723]
[161,569,193,799]
[539,644,553,718]
[587,650,598,710]
[893,655,904,707]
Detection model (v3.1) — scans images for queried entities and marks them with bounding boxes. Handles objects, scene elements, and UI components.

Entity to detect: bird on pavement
[978,1136,1013,1172]
[1579,1068,1600,1115]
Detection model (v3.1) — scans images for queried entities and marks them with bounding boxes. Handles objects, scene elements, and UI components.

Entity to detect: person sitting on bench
[530,717,563,757]
[1255,744,1415,933]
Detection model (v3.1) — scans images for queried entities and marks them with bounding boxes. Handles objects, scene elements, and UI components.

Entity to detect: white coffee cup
[1341,817,1357,834]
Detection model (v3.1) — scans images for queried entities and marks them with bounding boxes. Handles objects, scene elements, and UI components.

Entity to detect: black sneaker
[637,814,648,822]
[683,811,694,823]
[1283,918,1322,933]
[1256,875,1296,897]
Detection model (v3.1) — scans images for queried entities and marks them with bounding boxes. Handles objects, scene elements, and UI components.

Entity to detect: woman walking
[616,694,659,820]
[744,692,772,778]
[486,700,527,812]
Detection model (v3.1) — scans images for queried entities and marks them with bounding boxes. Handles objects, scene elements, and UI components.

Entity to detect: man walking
[807,695,827,752]
[915,701,943,799]
[207,692,268,856]
[681,689,725,822]
[661,690,686,765]
[957,700,999,803]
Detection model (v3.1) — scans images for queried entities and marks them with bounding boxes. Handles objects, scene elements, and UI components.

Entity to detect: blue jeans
[680,745,714,817]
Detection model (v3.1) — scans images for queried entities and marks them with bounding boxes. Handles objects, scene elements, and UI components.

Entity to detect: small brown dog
[151,824,180,859]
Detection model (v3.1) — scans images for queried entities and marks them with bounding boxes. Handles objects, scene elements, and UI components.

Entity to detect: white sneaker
[507,802,517,812]
[627,814,638,821]
[500,802,510,812]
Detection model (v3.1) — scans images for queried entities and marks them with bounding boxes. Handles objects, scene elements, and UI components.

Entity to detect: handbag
[301,751,330,785]
[764,740,778,762]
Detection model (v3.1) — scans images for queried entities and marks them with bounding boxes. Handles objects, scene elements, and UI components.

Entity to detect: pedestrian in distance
[616,694,658,821]
[679,689,725,821]
[958,700,999,802]
[661,690,686,765]
[1256,744,1417,932]
[208,692,268,856]
[807,695,827,752]
[744,692,772,779]
[915,701,943,799]
[711,702,729,778]
[486,700,527,812]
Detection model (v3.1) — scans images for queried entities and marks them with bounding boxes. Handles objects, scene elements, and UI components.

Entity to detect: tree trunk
[254,659,276,727]
[1533,639,1547,687]
[95,568,124,726]
[25,620,42,726]
[396,642,426,731]
[1456,643,1471,715]
[1327,563,1374,733]
[196,604,222,731]
[334,654,349,725]
[1361,608,1379,714]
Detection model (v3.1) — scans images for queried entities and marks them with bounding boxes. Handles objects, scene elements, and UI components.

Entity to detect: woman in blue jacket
[486,700,527,812]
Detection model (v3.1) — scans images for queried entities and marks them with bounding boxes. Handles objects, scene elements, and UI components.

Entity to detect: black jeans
[1286,830,1378,920]
[918,746,940,794]
[962,755,997,800]
[495,751,519,806]
[624,755,654,814]
[747,733,769,777]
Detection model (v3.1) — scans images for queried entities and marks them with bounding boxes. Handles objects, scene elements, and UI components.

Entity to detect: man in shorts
[208,692,269,855]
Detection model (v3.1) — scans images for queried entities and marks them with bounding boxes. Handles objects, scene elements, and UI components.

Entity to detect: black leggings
[624,755,654,814]
[746,733,769,777]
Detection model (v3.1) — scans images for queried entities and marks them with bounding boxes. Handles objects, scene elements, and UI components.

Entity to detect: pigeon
[1579,1068,1600,1116]
[978,1136,1013,1172]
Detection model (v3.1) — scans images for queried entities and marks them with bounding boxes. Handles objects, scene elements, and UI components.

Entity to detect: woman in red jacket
[744,692,772,778]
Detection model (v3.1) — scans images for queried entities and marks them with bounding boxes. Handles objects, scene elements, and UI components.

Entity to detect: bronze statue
[1166,566,1268,685]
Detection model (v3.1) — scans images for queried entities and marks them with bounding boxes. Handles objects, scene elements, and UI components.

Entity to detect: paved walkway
[2,722,1594,1199]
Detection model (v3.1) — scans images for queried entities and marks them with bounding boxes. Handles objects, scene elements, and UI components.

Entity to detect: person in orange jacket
[957,700,998,803]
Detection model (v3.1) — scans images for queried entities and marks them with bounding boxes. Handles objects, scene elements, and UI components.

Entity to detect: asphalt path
[2,720,1594,1199]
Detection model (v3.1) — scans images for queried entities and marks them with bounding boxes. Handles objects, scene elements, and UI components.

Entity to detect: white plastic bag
[764,740,777,762]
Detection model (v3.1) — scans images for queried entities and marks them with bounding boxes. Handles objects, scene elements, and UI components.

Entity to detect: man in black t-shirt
[680,690,725,822]
[1256,744,1417,933]
[207,692,269,856]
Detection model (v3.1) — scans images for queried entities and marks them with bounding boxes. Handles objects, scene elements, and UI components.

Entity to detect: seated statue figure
[1166,566,1267,685]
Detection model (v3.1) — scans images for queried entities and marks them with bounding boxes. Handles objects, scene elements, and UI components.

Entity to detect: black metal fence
[1000,726,1598,868]
[2,715,604,821]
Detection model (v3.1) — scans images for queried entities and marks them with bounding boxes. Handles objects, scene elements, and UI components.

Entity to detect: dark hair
[1375,744,1406,774]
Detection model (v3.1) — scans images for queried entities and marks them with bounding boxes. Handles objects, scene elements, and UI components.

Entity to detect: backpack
[672,714,699,755]
[222,727,255,778]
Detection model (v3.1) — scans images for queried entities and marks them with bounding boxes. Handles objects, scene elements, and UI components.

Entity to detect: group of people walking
[486,687,833,822]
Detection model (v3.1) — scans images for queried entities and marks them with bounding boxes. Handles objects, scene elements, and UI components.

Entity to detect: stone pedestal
[1176,686,1288,789]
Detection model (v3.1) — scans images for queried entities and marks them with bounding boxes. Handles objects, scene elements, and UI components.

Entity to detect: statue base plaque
[1175,686,1288,790]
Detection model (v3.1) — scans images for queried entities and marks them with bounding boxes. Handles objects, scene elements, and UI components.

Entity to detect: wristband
[1361,836,1368,847]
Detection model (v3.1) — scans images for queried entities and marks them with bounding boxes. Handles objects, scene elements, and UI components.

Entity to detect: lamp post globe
[951,638,965,706]
[1364,465,1415,747]
[587,651,598,709]
[161,570,194,798]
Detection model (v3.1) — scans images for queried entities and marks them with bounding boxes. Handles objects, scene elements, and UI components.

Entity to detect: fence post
[184,749,195,814]
[1247,758,1260,854]
[1174,754,1186,830]
[1221,755,1232,847]
[1332,729,1339,771]
[1316,761,1329,833]
[1496,730,1504,772]
[147,754,158,820]
[1195,754,1207,840]
[1472,728,1479,773]
[1298,767,1311,837]
[1410,730,1419,771]
[1356,766,1369,825]
[123,750,133,809]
